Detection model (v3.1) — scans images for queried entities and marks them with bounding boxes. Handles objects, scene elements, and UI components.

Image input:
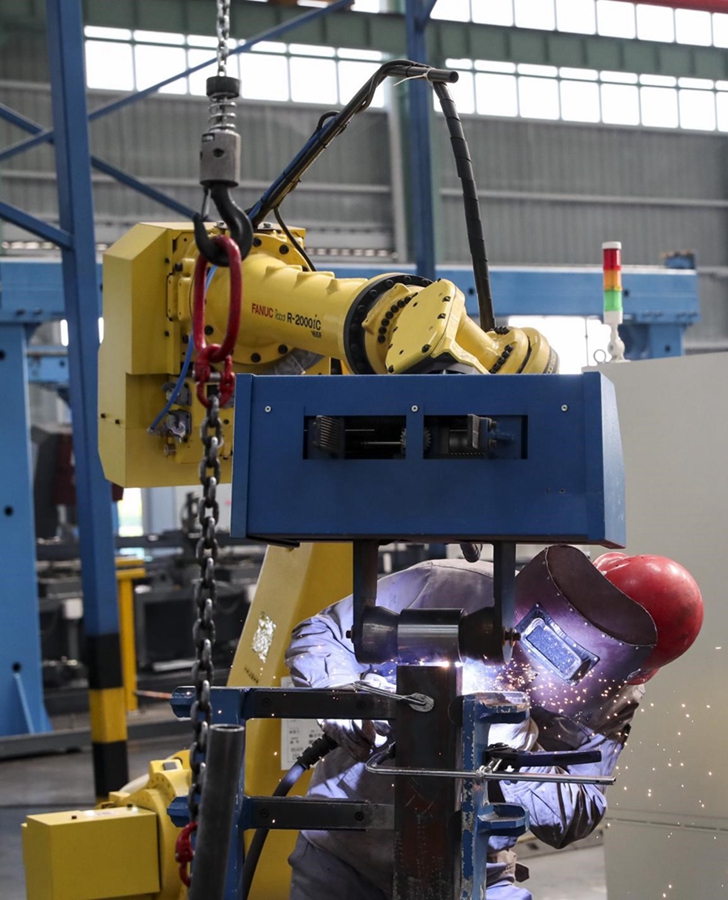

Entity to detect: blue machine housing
[231,371,625,547]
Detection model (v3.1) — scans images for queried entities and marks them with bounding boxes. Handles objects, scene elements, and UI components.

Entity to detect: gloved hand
[318,673,394,762]
[488,717,539,751]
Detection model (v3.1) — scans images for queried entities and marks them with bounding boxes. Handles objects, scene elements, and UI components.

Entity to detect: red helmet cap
[593,553,704,683]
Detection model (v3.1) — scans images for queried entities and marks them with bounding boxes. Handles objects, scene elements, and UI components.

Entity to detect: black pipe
[188,724,246,900]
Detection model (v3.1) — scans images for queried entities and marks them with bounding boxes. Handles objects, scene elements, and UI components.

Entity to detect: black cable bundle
[433,81,495,333]
[240,733,337,900]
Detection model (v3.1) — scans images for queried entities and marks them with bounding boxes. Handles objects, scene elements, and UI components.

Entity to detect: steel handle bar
[365,754,616,786]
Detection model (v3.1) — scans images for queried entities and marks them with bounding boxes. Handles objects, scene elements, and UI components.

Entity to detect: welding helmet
[593,552,704,684]
[508,545,657,717]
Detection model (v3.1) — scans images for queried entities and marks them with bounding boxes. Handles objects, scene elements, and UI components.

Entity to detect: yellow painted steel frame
[116,558,145,713]
[228,542,354,900]
[99,223,552,488]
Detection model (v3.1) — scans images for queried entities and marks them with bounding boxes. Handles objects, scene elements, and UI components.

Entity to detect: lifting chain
[188,391,222,820]
[216,0,231,77]
[178,242,242,892]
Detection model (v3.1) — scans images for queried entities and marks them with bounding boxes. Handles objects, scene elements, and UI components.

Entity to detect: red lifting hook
[192,234,243,408]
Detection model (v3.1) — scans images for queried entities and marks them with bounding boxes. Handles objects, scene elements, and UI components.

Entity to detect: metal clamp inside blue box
[231,372,625,547]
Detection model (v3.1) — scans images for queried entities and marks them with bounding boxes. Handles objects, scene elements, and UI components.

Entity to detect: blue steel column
[0,326,51,735]
[405,0,437,281]
[45,0,128,793]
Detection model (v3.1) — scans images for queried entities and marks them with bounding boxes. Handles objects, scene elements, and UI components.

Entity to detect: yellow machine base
[22,806,160,900]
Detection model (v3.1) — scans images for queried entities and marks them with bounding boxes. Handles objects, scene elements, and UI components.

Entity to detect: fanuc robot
[23,43,629,900]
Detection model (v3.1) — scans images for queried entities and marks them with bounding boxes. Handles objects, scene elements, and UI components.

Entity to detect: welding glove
[318,673,394,762]
[487,717,539,751]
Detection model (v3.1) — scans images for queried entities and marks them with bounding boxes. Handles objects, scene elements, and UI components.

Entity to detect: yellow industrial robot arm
[98,221,556,488]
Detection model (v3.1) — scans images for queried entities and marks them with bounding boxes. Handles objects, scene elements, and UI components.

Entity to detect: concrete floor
[1,736,607,900]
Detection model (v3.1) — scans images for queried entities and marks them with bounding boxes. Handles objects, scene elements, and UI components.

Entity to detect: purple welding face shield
[507,546,657,717]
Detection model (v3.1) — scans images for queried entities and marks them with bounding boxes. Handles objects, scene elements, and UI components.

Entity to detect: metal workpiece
[394,664,461,900]
[188,724,245,900]
[357,603,466,666]
[397,608,463,661]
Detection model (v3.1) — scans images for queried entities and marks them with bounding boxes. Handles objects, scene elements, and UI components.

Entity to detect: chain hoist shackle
[194,0,254,268]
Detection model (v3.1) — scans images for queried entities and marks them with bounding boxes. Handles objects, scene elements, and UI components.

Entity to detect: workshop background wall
[0,30,726,353]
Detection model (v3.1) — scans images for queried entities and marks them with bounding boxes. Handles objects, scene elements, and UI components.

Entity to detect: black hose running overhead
[433,81,495,333]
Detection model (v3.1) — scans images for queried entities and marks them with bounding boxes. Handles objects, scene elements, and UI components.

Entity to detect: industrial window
[640,85,680,129]
[514,0,556,31]
[431,0,728,49]
[83,28,384,108]
[518,75,560,119]
[679,88,717,131]
[472,0,514,26]
[445,58,727,133]
[475,73,519,117]
[675,9,712,46]
[84,24,728,133]
[432,0,471,22]
[560,79,600,123]
[85,38,135,91]
[600,82,640,126]
[596,0,636,38]
[555,0,596,35]
[715,13,728,47]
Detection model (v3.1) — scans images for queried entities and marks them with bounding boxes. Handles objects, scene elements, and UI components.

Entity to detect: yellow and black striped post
[87,632,129,800]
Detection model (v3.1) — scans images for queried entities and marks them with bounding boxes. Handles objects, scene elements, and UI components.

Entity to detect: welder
[284,546,703,900]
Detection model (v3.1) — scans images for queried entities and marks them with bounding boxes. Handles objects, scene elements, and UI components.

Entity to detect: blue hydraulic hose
[147,266,217,434]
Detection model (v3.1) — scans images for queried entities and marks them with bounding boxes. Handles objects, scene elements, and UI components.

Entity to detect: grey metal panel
[0,82,393,251]
[438,117,728,202]
[597,353,728,898]
[441,194,728,266]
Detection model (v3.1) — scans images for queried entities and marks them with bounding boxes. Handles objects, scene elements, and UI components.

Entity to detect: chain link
[216,0,231,78]
[188,393,223,823]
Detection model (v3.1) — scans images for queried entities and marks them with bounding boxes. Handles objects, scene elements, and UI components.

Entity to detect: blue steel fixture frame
[230,371,626,546]
[0,0,352,742]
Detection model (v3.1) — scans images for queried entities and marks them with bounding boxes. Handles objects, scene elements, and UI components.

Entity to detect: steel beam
[0,200,72,248]
[45,0,128,792]
[26,346,69,385]
[0,104,195,217]
[0,325,50,737]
